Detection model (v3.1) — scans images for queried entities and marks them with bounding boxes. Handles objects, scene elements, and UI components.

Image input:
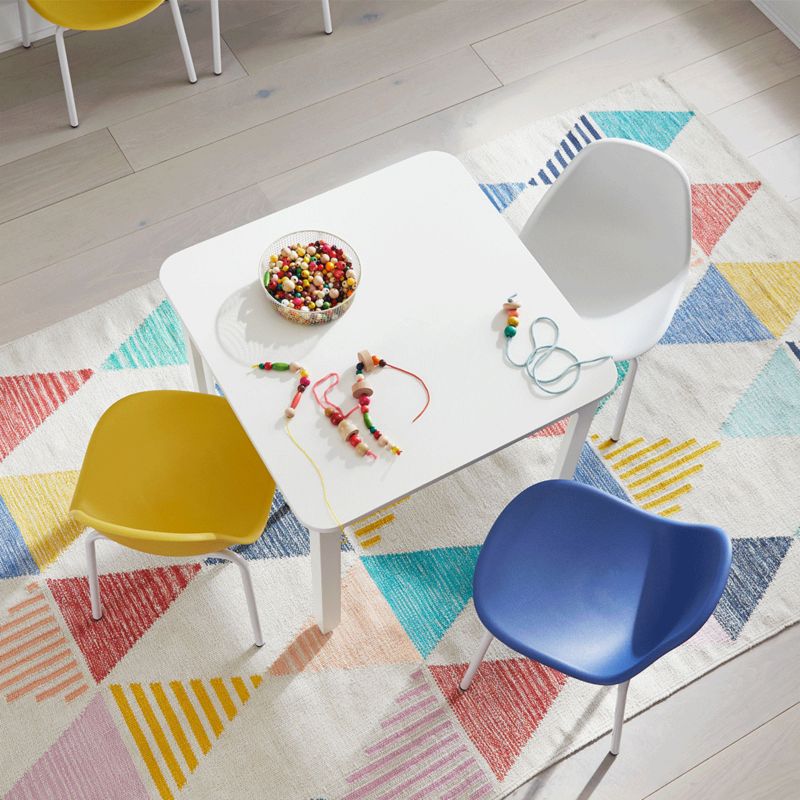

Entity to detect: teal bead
[504,325,517,338]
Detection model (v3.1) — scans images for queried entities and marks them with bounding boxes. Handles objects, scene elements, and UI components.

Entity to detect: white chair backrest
[519,138,692,319]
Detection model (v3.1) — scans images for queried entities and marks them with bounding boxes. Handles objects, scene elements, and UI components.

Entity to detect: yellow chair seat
[27,0,164,31]
[71,391,275,558]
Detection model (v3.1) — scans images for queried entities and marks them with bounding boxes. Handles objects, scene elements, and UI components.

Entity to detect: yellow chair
[70,391,275,647]
[20,0,197,128]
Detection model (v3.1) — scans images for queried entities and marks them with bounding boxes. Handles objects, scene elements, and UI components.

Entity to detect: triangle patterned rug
[1,77,799,799]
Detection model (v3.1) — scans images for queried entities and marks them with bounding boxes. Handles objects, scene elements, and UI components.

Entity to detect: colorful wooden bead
[504,325,517,338]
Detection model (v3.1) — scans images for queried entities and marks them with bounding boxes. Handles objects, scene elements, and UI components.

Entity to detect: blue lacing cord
[503,298,612,396]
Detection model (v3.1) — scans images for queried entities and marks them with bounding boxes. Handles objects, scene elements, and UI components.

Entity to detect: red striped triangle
[0,370,93,462]
[429,658,567,780]
[691,182,760,256]
[48,564,200,683]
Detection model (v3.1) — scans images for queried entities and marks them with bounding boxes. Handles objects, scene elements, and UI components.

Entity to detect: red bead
[264,362,272,370]
[360,396,370,406]
[330,413,343,425]
[299,377,311,387]
[372,430,381,439]
[350,434,361,446]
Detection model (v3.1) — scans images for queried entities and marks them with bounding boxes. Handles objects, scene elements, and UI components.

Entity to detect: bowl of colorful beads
[258,231,360,325]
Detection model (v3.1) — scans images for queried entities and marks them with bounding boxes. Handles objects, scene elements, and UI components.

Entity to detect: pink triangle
[691,182,760,256]
[531,418,568,438]
[5,694,148,799]
[429,658,567,780]
[0,370,93,462]
[48,564,200,683]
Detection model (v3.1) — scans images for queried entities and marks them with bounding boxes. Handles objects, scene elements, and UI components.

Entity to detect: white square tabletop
[160,151,617,535]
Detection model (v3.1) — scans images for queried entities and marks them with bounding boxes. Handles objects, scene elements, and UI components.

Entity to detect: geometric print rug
[1,77,799,798]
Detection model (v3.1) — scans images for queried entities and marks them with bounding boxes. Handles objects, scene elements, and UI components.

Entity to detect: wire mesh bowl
[258,230,361,325]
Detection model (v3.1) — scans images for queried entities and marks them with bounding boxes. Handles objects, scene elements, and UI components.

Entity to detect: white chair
[519,138,692,441]
[209,0,333,76]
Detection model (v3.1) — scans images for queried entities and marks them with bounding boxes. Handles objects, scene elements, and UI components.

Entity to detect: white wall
[753,0,800,48]
[0,1,55,53]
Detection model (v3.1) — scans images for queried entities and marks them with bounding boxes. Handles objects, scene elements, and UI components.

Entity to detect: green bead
[504,325,517,337]
[273,363,290,371]
[363,413,374,429]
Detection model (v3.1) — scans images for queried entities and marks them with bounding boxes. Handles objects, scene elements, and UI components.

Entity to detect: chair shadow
[517,752,617,800]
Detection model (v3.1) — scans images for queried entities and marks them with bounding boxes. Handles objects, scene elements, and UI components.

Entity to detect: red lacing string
[384,362,431,423]
[312,373,359,419]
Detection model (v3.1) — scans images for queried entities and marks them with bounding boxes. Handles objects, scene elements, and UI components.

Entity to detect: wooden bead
[503,301,521,311]
[284,407,295,419]
[378,434,389,447]
[289,362,301,373]
[352,381,374,398]
[338,419,357,440]
[356,442,369,456]
[358,349,377,372]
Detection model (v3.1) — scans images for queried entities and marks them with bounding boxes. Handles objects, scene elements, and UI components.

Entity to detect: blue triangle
[661,265,773,344]
[0,493,39,578]
[574,443,629,503]
[714,536,792,639]
[479,182,528,213]
[361,545,481,658]
[207,490,352,563]
[102,300,187,370]
[722,346,800,437]
[589,110,694,151]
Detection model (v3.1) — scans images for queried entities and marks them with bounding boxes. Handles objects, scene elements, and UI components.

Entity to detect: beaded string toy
[501,295,612,395]
[313,373,378,460]
[352,349,431,455]
[251,360,311,418]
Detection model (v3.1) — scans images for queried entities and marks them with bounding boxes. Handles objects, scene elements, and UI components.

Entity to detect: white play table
[160,151,617,633]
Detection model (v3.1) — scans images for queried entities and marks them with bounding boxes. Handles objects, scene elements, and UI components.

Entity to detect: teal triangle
[589,110,694,151]
[661,265,772,345]
[722,346,800,437]
[714,536,792,638]
[102,300,186,370]
[597,360,629,412]
[479,182,528,213]
[361,545,481,658]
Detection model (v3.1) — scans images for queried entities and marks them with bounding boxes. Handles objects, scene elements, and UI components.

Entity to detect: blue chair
[459,480,731,755]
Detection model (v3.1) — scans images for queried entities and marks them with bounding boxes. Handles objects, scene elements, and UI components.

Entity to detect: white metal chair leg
[210,0,221,75]
[17,0,31,48]
[321,0,333,34]
[610,680,630,755]
[459,629,494,691]
[610,357,639,442]
[168,0,197,84]
[213,549,264,647]
[84,531,105,620]
[55,28,79,128]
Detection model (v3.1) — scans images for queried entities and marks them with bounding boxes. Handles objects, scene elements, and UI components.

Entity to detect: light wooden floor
[1,1,799,797]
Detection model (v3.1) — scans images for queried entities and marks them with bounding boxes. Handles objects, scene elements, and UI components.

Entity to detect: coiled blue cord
[503,297,612,396]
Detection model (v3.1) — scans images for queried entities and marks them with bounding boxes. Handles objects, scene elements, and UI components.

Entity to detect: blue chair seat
[472,480,731,685]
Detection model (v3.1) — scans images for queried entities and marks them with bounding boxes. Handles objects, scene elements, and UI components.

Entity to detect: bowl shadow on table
[215,282,337,367]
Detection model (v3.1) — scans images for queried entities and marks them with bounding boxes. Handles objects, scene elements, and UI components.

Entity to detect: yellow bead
[302,279,310,288]
[296,247,305,257]
[304,255,311,263]
[347,277,356,286]
[508,316,519,327]
[269,254,278,263]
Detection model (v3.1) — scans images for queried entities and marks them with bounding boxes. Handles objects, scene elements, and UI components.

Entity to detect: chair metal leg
[17,0,31,48]
[213,549,264,647]
[84,531,105,620]
[459,629,494,691]
[610,680,630,755]
[553,398,600,479]
[55,27,79,128]
[210,0,221,75]
[610,357,639,442]
[168,0,197,84]
[321,0,333,34]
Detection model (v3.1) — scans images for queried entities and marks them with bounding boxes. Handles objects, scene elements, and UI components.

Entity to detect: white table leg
[310,527,341,633]
[552,399,600,479]
[182,322,212,394]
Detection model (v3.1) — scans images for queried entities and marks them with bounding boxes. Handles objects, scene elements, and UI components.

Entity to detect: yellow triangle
[0,471,81,570]
[111,675,262,800]
[269,561,420,676]
[717,261,800,337]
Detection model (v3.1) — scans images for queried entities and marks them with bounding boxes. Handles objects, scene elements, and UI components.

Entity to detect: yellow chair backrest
[27,0,165,31]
